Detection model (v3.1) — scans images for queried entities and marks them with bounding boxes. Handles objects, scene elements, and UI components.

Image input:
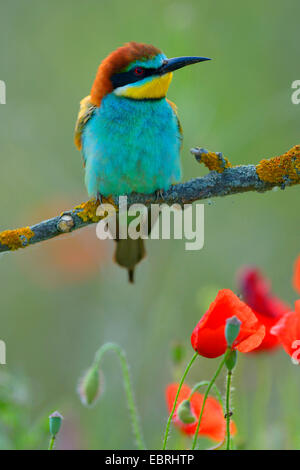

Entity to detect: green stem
[48,436,55,450]
[189,381,224,411]
[94,342,145,450]
[162,352,198,450]
[191,355,226,450]
[225,369,233,450]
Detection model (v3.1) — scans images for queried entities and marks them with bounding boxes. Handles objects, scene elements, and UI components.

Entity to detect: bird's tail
[114,238,146,283]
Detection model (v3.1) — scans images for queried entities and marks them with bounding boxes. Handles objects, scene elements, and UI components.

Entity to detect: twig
[0,145,299,253]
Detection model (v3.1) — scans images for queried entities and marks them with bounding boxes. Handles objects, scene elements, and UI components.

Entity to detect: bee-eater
[75,42,210,282]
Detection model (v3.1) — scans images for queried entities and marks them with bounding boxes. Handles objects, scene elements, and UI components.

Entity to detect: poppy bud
[49,411,63,437]
[177,399,196,424]
[78,365,102,406]
[225,316,241,347]
[225,349,238,371]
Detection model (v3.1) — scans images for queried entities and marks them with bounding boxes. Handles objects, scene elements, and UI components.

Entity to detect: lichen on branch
[191,148,232,172]
[0,227,35,250]
[256,145,300,186]
[0,144,299,254]
[192,145,300,188]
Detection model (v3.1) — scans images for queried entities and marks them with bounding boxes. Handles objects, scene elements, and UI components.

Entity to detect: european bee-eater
[75,42,210,282]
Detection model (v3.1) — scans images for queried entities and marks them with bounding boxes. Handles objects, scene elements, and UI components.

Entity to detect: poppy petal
[271,301,300,359]
[165,383,236,442]
[191,289,265,358]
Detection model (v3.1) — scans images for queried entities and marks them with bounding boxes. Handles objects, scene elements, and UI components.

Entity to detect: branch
[0,145,299,254]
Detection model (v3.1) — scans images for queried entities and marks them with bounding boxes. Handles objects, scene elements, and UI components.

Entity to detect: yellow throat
[114,72,173,100]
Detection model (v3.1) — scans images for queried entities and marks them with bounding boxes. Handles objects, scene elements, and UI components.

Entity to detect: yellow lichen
[75,197,116,223]
[0,226,34,250]
[197,150,232,173]
[256,145,300,185]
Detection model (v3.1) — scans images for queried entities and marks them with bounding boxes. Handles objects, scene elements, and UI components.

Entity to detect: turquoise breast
[82,93,182,197]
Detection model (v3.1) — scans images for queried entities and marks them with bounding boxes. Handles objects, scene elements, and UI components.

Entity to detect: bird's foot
[96,191,104,205]
[155,189,165,202]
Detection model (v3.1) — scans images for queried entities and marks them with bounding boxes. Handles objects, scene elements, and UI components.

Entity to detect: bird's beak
[159,56,211,74]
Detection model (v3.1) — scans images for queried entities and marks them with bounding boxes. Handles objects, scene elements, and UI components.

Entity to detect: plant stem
[94,342,145,450]
[226,369,233,450]
[207,438,225,451]
[162,352,198,450]
[189,381,224,411]
[48,436,55,450]
[191,355,226,450]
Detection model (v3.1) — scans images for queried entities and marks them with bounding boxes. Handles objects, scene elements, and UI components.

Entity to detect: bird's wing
[166,98,183,142]
[74,95,96,160]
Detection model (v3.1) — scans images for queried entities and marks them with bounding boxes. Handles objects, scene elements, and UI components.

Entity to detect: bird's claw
[155,189,165,201]
[96,192,103,205]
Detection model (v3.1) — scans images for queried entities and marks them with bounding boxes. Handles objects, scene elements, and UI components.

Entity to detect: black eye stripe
[111,67,158,89]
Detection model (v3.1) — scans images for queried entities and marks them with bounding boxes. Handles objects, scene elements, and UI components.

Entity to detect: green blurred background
[0,0,299,449]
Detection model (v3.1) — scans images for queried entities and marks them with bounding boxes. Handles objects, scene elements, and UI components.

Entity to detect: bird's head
[90,42,210,106]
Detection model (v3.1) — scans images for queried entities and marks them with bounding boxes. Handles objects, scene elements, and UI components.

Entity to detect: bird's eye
[134,67,145,76]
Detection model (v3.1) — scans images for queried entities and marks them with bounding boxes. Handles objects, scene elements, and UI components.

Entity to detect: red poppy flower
[237,267,290,352]
[165,383,236,442]
[191,289,265,358]
[270,301,300,362]
[293,256,300,294]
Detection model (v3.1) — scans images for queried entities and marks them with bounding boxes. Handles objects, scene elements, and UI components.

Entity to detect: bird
[75,42,210,282]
